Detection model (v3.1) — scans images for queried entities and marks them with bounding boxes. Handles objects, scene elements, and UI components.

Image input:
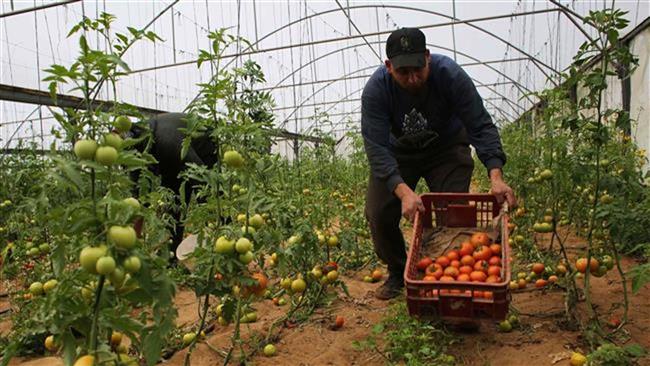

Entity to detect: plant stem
[88,275,106,353]
[183,259,215,366]
[222,296,242,366]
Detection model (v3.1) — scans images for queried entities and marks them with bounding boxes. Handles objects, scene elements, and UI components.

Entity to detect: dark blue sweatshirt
[361,54,506,192]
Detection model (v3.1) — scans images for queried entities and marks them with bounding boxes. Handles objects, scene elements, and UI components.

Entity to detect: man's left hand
[489,168,517,208]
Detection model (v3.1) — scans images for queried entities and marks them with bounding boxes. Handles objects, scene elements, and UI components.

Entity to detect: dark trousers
[365,143,474,278]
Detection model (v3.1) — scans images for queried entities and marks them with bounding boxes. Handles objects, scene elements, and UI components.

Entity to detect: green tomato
[96,256,116,275]
[311,268,323,279]
[74,139,98,160]
[182,332,196,347]
[263,344,276,357]
[235,238,253,254]
[248,214,265,229]
[241,226,256,235]
[113,116,132,133]
[79,246,107,274]
[592,266,608,278]
[291,278,306,293]
[81,282,96,300]
[602,255,614,270]
[117,353,137,366]
[327,235,339,247]
[214,236,235,254]
[123,256,141,273]
[280,278,292,290]
[108,226,137,249]
[39,243,50,253]
[326,270,339,282]
[223,150,244,168]
[28,247,40,257]
[498,320,512,332]
[123,197,140,210]
[44,335,57,352]
[238,251,254,264]
[95,146,118,166]
[507,314,519,327]
[539,169,553,180]
[43,279,58,293]
[29,282,44,296]
[109,267,126,287]
[240,312,257,323]
[102,133,123,150]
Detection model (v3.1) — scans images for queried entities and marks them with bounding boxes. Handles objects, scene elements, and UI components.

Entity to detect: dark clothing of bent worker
[361,54,507,296]
[128,112,218,257]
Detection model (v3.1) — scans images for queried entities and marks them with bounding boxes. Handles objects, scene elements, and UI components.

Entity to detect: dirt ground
[4,229,650,366]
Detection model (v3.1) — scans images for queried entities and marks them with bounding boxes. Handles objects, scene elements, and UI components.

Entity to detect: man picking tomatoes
[362,28,517,299]
[127,113,219,262]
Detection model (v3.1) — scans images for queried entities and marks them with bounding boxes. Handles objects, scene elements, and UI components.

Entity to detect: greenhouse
[0,1,649,365]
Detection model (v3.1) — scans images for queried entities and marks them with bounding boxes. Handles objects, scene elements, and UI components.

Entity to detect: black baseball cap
[386,28,427,69]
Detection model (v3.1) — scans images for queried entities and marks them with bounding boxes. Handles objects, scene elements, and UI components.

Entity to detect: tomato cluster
[415,232,504,298]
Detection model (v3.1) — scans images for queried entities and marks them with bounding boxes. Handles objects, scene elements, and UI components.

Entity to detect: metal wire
[128,7,562,75]
[334,0,382,62]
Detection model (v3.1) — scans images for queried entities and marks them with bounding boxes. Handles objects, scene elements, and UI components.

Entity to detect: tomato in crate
[404,193,511,323]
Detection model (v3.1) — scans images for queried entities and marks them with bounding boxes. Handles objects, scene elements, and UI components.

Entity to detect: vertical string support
[171,5,177,63]
[33,0,44,149]
[286,0,299,162]
[451,0,458,62]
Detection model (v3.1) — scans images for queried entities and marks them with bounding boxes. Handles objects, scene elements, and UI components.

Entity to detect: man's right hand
[393,183,424,222]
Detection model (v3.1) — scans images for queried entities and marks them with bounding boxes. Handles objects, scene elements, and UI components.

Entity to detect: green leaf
[79,35,89,53]
[127,26,142,38]
[0,341,18,366]
[55,158,84,192]
[67,24,81,38]
[607,29,619,45]
[62,331,77,366]
[51,240,66,277]
[105,54,131,72]
[144,31,163,43]
[142,330,163,366]
[624,344,646,357]
[48,82,58,104]
[629,263,650,294]
[115,33,128,45]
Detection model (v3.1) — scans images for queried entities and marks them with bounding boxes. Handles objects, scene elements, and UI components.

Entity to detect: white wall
[576,22,650,172]
[629,26,650,172]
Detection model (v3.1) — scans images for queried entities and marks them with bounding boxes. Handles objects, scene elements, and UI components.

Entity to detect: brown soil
[6,228,650,366]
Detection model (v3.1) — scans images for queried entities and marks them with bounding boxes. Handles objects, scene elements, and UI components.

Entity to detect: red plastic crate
[404,193,511,322]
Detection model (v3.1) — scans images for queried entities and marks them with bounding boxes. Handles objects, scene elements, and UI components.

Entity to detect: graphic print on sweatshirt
[402,107,428,136]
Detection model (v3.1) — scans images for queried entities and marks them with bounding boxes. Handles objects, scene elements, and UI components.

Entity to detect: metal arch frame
[265,41,535,121]
[277,72,525,119]
[277,64,377,128]
[270,79,522,110]
[259,71,519,93]
[276,46,532,127]
[267,39,536,105]
[127,6,561,77]
[276,59,527,129]
[124,5,568,115]
[0,0,80,18]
